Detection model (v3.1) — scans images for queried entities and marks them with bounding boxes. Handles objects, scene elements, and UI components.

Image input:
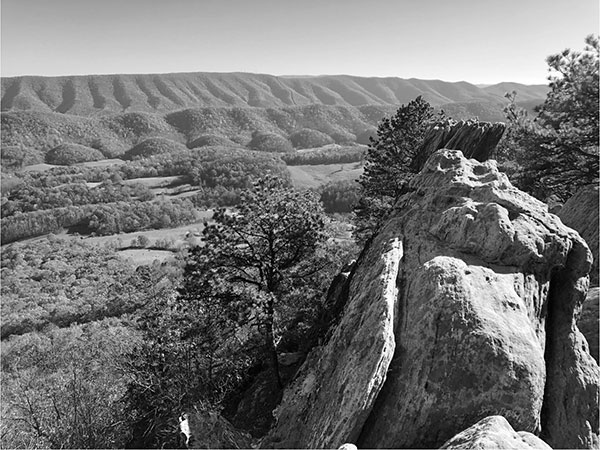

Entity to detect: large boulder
[263,238,402,448]
[263,150,599,449]
[558,185,599,286]
[440,415,551,450]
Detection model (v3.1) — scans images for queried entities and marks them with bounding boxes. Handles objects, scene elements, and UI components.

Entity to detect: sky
[1,0,598,84]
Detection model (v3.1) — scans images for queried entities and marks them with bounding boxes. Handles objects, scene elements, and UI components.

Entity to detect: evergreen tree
[355,96,445,242]
[503,35,599,201]
[187,176,328,388]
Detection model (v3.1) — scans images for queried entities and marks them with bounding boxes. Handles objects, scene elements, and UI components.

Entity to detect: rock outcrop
[558,185,599,286]
[412,119,506,170]
[440,415,552,450]
[263,238,402,448]
[263,150,599,449]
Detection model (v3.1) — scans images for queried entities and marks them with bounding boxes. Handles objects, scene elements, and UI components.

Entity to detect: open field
[71,210,212,247]
[118,248,176,266]
[288,162,364,189]
[22,158,126,172]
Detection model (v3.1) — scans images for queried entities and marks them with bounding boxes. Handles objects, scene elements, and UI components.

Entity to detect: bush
[289,128,334,149]
[45,143,104,165]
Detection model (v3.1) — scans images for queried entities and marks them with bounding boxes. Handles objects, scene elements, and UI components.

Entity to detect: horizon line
[0,70,550,86]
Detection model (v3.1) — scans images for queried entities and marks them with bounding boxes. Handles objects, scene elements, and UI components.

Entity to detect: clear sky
[1,0,598,84]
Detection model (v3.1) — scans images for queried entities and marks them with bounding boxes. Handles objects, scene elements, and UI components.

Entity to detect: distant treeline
[1,199,197,244]
[319,179,361,213]
[281,145,366,166]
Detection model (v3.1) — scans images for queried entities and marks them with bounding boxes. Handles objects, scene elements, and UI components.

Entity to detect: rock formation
[558,185,599,286]
[440,415,551,450]
[263,150,599,449]
[411,119,506,171]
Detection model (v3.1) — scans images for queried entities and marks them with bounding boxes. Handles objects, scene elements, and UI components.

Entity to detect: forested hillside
[0,72,547,113]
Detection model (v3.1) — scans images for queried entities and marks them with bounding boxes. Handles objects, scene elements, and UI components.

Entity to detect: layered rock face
[263,150,599,449]
[412,119,506,170]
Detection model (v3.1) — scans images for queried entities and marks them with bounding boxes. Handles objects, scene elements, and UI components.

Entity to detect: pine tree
[504,35,599,201]
[355,96,445,242]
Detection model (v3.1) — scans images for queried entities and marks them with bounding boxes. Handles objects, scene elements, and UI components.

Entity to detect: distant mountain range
[1,72,548,116]
[0,73,549,166]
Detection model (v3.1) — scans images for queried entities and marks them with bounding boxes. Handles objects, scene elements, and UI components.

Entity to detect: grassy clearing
[79,158,126,168]
[21,158,126,173]
[118,248,176,266]
[122,175,186,188]
[288,162,363,189]
[70,211,212,248]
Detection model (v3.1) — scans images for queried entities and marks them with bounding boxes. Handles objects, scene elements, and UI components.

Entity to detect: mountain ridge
[1,72,548,116]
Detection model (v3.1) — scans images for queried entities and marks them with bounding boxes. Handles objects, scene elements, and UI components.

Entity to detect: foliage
[502,35,599,202]
[123,265,256,448]
[188,176,328,384]
[1,147,289,243]
[289,128,335,149]
[280,145,366,166]
[1,145,44,171]
[122,178,357,445]
[0,237,177,338]
[1,319,139,449]
[248,131,294,153]
[355,96,445,242]
[187,133,238,149]
[1,179,154,218]
[320,179,361,213]
[123,137,187,160]
[0,198,197,244]
[45,143,104,165]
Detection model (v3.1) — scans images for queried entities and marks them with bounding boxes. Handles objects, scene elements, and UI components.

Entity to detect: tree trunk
[265,294,282,389]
